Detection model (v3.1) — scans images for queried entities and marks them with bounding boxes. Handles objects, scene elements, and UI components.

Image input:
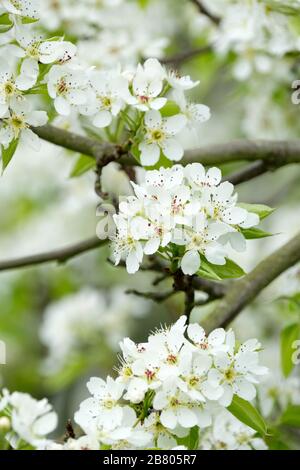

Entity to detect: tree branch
[224,161,268,185]
[192,277,228,298]
[190,0,221,25]
[33,126,300,174]
[126,289,176,303]
[161,45,212,66]
[0,237,107,272]
[32,125,125,162]
[183,140,300,166]
[202,232,300,332]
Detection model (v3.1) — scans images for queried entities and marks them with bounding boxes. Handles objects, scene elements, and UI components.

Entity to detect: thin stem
[0,237,107,272]
[190,0,221,25]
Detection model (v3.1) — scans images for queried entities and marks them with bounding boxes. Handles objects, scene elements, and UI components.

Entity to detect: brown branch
[161,45,212,66]
[192,277,228,298]
[0,237,107,272]
[190,0,221,25]
[224,161,268,185]
[33,126,300,178]
[183,140,300,166]
[126,289,176,303]
[202,232,300,332]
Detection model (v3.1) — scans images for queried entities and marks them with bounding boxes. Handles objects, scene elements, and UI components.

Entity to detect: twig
[0,237,107,272]
[64,420,76,441]
[161,45,212,66]
[224,161,268,185]
[184,277,195,320]
[202,232,300,332]
[126,289,176,303]
[192,277,228,298]
[190,0,221,25]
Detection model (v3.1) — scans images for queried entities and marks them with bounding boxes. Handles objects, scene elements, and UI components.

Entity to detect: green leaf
[280,405,300,428]
[21,17,39,24]
[160,101,180,117]
[280,323,300,378]
[227,395,268,437]
[0,13,13,33]
[70,154,96,177]
[198,257,245,281]
[240,227,274,240]
[265,433,290,450]
[177,426,199,450]
[1,139,19,171]
[238,203,275,220]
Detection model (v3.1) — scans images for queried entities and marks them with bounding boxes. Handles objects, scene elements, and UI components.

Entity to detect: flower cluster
[110,164,260,274]
[196,0,300,80]
[0,0,209,169]
[39,0,169,66]
[0,316,267,450]
[73,316,267,450]
[46,57,209,165]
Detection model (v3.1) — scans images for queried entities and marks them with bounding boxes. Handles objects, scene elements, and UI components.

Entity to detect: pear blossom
[210,337,269,407]
[174,90,211,128]
[167,71,200,90]
[127,58,166,111]
[8,27,76,88]
[0,61,37,117]
[153,379,211,430]
[0,0,39,19]
[82,70,129,128]
[74,376,128,433]
[200,409,268,451]
[0,98,47,150]
[0,390,57,448]
[46,64,88,116]
[139,110,187,165]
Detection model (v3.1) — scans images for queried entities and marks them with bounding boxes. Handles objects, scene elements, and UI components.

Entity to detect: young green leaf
[227,395,268,437]
[198,257,245,281]
[1,139,19,171]
[280,323,300,378]
[0,13,13,33]
[238,203,275,220]
[240,227,274,240]
[160,101,180,118]
[280,405,300,428]
[70,154,96,177]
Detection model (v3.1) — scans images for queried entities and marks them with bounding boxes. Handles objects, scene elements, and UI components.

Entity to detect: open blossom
[200,409,268,451]
[127,58,166,111]
[0,61,38,117]
[209,337,269,407]
[81,70,129,128]
[139,110,187,165]
[46,64,88,116]
[110,164,261,275]
[0,0,39,19]
[75,376,129,433]
[7,27,77,88]
[0,98,47,150]
[0,390,57,448]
